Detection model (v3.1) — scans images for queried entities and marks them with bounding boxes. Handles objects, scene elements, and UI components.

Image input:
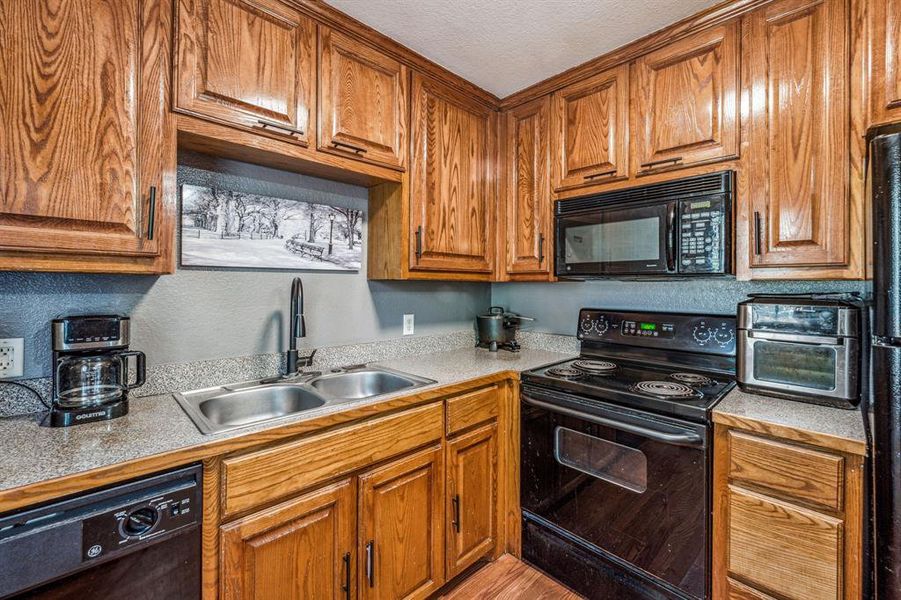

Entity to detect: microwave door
[556,201,674,277]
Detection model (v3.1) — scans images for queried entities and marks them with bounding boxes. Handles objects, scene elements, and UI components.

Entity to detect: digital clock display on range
[639,323,657,331]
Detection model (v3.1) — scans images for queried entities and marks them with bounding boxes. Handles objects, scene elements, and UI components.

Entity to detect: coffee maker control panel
[53,316,130,351]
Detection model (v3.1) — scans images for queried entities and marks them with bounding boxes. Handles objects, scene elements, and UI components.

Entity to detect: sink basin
[175,366,435,434]
[309,368,434,400]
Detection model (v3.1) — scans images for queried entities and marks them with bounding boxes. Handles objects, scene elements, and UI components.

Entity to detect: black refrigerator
[868,124,901,600]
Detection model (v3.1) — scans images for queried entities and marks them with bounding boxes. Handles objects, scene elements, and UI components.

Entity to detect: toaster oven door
[737,330,859,405]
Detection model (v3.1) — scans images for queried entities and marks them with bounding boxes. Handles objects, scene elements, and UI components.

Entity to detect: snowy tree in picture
[180,184,364,271]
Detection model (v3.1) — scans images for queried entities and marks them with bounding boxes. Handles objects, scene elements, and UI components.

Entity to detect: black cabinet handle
[538,233,545,263]
[254,119,304,138]
[639,156,683,173]
[341,552,351,600]
[753,211,763,256]
[415,226,423,260]
[331,140,368,154]
[583,169,617,180]
[146,186,157,240]
[365,541,374,588]
[452,494,461,533]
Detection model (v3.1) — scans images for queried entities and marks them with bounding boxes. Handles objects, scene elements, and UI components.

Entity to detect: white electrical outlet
[0,338,24,378]
[403,314,415,336]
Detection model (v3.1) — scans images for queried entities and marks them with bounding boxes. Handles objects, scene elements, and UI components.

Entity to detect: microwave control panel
[578,309,736,355]
[678,196,729,274]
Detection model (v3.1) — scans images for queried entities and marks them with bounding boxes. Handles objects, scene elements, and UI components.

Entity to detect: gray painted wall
[0,153,489,379]
[491,279,870,334]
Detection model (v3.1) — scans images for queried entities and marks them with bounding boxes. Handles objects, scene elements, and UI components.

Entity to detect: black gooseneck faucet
[286,277,306,376]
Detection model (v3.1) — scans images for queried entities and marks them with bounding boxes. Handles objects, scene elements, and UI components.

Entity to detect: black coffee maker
[46,315,145,427]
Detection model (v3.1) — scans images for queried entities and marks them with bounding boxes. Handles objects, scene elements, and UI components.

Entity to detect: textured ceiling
[326,0,721,98]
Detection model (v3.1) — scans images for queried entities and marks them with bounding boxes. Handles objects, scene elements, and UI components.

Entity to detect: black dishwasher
[0,464,202,599]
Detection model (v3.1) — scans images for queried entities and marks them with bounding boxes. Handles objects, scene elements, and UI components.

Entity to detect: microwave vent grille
[557,171,733,215]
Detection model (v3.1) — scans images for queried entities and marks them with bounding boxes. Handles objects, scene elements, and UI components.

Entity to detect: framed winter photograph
[179,184,363,271]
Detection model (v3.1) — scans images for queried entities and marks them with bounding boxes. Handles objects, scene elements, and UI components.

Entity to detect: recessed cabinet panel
[551,65,630,191]
[504,98,552,277]
[409,74,496,274]
[869,0,901,126]
[632,23,739,175]
[175,0,315,146]
[319,27,408,169]
[0,0,166,261]
[743,0,850,268]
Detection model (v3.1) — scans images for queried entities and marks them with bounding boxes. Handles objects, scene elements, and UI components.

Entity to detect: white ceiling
[327,0,721,98]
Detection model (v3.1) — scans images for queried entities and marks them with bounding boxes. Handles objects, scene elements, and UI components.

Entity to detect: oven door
[555,200,676,277]
[520,386,709,599]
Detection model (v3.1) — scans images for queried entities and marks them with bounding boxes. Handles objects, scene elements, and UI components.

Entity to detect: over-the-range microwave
[555,171,734,278]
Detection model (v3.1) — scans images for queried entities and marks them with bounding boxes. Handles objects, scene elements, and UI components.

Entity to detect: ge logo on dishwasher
[87,544,103,558]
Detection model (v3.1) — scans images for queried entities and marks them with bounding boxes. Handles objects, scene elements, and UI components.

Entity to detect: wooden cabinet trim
[222,402,443,516]
[445,385,500,436]
[318,26,408,170]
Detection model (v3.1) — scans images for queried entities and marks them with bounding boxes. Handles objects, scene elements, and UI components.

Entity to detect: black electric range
[520,309,737,600]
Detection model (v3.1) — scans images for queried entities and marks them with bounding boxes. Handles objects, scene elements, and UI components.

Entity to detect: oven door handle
[523,397,704,448]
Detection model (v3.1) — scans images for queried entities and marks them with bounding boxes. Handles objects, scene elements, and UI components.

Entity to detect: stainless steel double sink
[175,366,436,435]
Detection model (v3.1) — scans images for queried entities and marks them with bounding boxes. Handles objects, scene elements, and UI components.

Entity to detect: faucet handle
[299,348,317,368]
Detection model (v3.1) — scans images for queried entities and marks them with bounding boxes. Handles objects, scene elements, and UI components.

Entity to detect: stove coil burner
[670,372,716,386]
[546,367,585,379]
[572,360,618,375]
[632,380,701,399]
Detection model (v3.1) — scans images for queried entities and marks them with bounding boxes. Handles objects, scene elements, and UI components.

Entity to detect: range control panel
[577,309,736,356]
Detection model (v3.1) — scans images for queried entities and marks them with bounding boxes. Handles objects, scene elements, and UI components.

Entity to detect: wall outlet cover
[403,314,415,336]
[0,338,24,378]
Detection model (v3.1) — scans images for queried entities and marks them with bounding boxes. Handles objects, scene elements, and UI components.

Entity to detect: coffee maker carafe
[47,315,145,427]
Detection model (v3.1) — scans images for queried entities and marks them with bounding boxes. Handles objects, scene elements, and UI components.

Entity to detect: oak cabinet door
[220,479,356,600]
[743,0,850,268]
[446,423,498,579]
[409,74,496,274]
[551,65,630,191]
[175,0,315,146]
[318,27,408,170]
[504,97,552,277]
[631,23,739,175]
[869,0,901,126]
[0,0,166,261]
[359,446,444,600]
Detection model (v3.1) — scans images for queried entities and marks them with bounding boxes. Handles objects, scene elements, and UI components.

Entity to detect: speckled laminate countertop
[0,347,572,497]
[713,387,867,455]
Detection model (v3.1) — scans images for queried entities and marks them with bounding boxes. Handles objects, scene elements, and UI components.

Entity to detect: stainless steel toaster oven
[737,295,865,409]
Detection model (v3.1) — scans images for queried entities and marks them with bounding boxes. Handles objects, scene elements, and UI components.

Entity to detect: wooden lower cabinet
[359,445,445,600]
[220,478,356,600]
[446,423,498,578]
[713,424,864,600]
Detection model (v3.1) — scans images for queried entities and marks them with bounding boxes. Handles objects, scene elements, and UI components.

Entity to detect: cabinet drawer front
[728,431,844,511]
[223,402,443,516]
[728,486,842,600]
[446,385,499,435]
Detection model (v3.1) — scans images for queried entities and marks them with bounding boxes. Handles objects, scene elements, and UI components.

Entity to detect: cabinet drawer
[222,402,443,516]
[728,486,842,600]
[446,385,499,436]
[728,431,844,511]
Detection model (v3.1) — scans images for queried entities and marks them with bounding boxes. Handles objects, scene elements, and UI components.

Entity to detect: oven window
[753,342,837,390]
[554,426,647,493]
[564,217,660,264]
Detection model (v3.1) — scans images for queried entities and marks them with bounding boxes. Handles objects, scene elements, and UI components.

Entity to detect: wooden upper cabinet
[446,423,498,579]
[869,0,901,126]
[743,0,850,269]
[175,0,315,146]
[220,479,356,600]
[631,23,739,175]
[0,0,171,271]
[504,98,552,278]
[551,65,630,191]
[359,446,444,600]
[318,27,408,170]
[409,74,496,274]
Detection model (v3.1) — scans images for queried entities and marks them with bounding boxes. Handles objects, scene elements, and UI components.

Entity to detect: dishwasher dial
[122,507,159,537]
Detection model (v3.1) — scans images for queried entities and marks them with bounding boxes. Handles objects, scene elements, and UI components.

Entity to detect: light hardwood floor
[437,554,583,599]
